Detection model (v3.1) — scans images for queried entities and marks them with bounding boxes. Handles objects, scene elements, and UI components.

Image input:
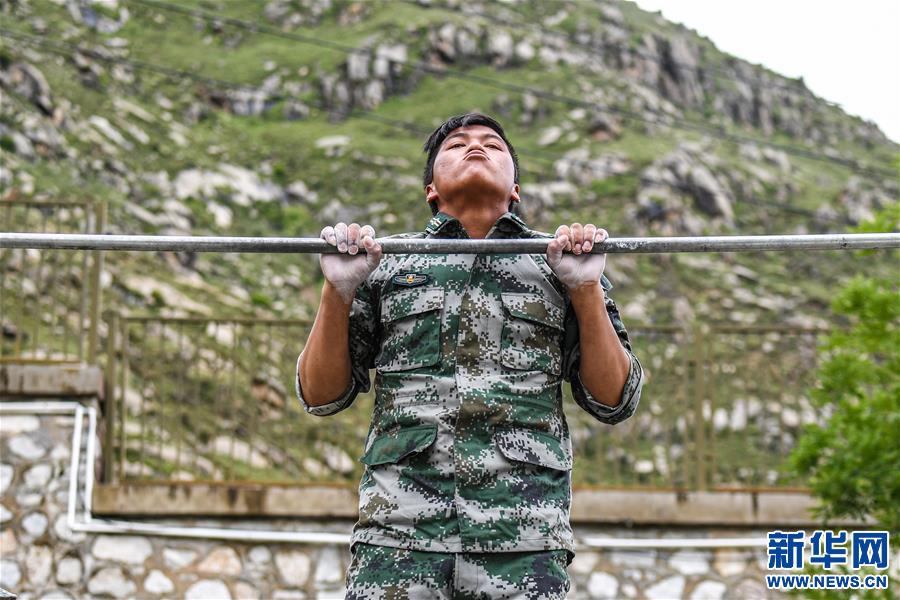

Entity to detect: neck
[436,198,509,239]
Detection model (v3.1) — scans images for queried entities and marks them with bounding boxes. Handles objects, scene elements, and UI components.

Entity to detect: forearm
[298,281,354,407]
[569,282,632,407]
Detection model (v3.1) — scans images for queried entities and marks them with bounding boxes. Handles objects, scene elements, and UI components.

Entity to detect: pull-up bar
[1,232,898,254]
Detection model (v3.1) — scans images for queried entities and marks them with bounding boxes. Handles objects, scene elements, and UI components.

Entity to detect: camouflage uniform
[345,543,569,599]
[296,211,644,593]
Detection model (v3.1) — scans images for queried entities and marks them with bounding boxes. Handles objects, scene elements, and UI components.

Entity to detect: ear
[509,183,520,203]
[425,183,440,203]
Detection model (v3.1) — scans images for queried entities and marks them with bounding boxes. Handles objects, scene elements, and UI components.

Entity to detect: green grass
[4,0,898,487]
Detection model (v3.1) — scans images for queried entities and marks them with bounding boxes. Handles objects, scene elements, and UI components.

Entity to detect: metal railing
[103,311,828,490]
[0,200,105,363]
[573,323,826,490]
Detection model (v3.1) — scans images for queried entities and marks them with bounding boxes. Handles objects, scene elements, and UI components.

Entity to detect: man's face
[426,124,519,207]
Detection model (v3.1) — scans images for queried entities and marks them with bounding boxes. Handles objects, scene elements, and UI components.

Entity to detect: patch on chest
[392,272,431,287]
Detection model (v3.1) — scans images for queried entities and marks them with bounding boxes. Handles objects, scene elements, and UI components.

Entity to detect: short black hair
[422,113,521,216]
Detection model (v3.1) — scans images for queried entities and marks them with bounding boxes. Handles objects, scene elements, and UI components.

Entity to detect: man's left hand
[546,223,608,291]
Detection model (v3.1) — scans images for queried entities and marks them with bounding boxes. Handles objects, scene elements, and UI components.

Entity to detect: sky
[631,0,900,143]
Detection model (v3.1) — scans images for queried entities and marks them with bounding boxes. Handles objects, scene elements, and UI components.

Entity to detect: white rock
[1,415,40,433]
[121,120,150,145]
[26,545,53,586]
[690,580,727,600]
[54,514,85,543]
[88,566,136,598]
[173,165,280,207]
[734,578,767,599]
[587,571,619,599]
[272,590,307,599]
[538,126,562,146]
[163,547,197,569]
[197,546,242,576]
[22,511,49,537]
[712,408,729,432]
[609,549,656,569]
[314,547,342,585]
[286,180,318,203]
[89,115,134,150]
[713,549,747,577]
[218,164,282,205]
[56,556,83,585]
[234,581,260,600]
[24,463,52,488]
[119,274,211,315]
[113,97,156,122]
[207,201,233,228]
[488,31,513,63]
[646,575,685,600]
[92,535,153,564]
[248,546,271,566]
[315,135,350,153]
[17,491,42,507]
[8,434,47,459]
[316,442,354,474]
[39,592,74,600]
[634,459,654,474]
[727,400,747,431]
[144,569,174,593]
[515,40,535,61]
[0,559,21,589]
[0,529,17,554]
[670,550,710,575]
[569,552,598,575]
[302,458,327,477]
[782,408,800,428]
[186,579,232,600]
[0,464,12,494]
[275,550,310,587]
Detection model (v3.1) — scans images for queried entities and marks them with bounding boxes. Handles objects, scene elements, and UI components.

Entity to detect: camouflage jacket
[296,211,644,555]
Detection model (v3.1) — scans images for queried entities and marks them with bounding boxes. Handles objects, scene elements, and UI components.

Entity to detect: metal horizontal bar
[2,232,898,253]
[119,315,311,325]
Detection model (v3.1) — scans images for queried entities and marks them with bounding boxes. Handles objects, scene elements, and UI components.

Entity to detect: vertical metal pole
[76,202,91,362]
[693,322,708,490]
[226,322,238,480]
[118,315,128,480]
[0,203,10,361]
[174,322,185,477]
[87,202,106,364]
[138,321,148,480]
[103,310,118,483]
[680,326,692,488]
[706,326,718,487]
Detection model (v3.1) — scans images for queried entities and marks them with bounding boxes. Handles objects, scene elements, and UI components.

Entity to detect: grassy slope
[3,0,897,486]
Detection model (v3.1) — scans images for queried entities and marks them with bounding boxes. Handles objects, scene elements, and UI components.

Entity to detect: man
[297,113,644,598]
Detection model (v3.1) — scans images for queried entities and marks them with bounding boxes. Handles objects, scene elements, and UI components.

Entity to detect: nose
[465,141,488,157]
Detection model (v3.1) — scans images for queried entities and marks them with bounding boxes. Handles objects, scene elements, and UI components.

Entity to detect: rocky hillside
[1,0,897,485]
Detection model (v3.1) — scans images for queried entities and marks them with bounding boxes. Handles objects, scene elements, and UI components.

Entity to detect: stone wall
[1,399,782,599]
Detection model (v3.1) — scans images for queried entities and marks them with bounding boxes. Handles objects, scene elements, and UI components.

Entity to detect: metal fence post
[692,321,708,490]
[103,309,118,483]
[87,202,106,364]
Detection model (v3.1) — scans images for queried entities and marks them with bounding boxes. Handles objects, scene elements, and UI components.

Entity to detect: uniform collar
[424,210,530,239]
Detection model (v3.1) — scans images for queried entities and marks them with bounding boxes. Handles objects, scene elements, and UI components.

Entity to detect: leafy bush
[787,208,898,598]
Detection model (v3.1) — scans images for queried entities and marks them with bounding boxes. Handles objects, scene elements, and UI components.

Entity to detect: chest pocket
[376,286,444,372]
[500,292,564,376]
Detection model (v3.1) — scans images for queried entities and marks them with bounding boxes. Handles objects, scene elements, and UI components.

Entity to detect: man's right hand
[320,222,382,304]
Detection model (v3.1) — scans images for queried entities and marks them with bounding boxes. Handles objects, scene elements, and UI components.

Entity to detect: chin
[456,170,508,195]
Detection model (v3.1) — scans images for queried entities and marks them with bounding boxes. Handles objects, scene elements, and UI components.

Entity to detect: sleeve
[295,277,379,417]
[561,274,644,425]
